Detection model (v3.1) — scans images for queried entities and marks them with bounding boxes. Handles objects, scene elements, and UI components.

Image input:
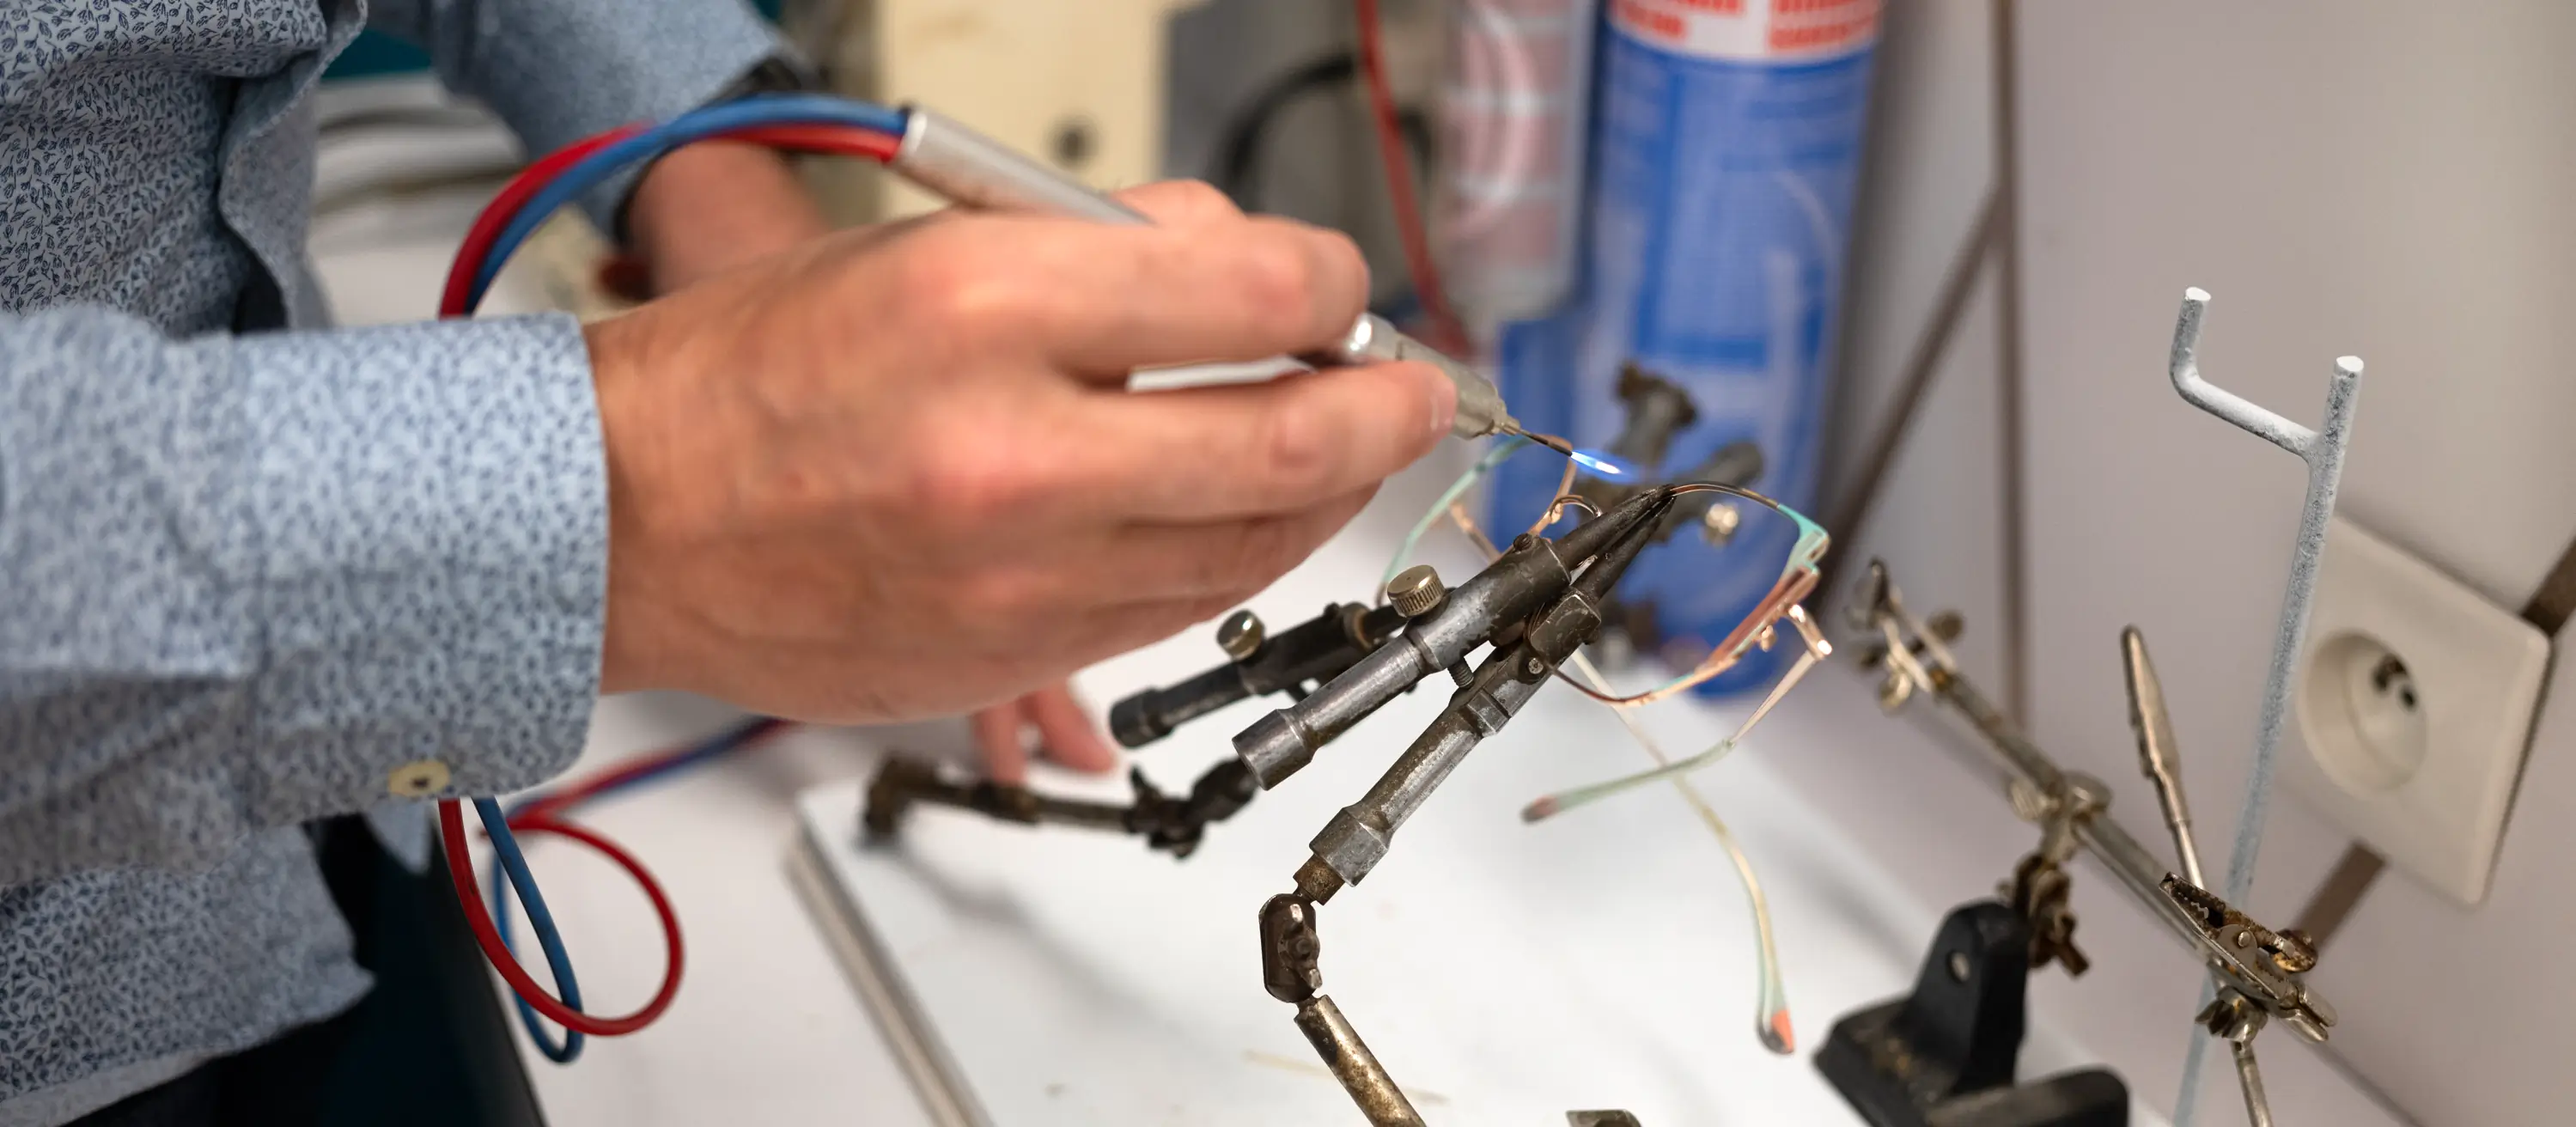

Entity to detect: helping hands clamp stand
[1819,563,2336,1127]
[1818,288,2356,1127]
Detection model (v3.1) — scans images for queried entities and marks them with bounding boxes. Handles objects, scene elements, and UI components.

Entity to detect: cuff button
[388,758,453,798]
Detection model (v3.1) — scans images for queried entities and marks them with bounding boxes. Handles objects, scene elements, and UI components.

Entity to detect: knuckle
[888,229,1033,337]
[1161,180,1237,219]
[882,228,966,295]
[1236,515,1313,582]
[1235,238,1323,341]
[1121,180,1240,227]
[907,436,1035,528]
[1190,515,1309,595]
[1253,403,1339,502]
[1310,225,1367,283]
[955,566,1048,622]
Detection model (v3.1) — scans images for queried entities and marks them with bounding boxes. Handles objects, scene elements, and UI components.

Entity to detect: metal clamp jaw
[2161,878,2330,1043]
[1108,600,1414,749]
[1574,362,1767,561]
[2002,771,2106,978]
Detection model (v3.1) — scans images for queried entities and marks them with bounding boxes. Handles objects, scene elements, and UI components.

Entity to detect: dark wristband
[609,52,825,245]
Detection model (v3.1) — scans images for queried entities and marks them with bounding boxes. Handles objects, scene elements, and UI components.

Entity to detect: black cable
[1210,54,1355,208]
[1209,52,1432,216]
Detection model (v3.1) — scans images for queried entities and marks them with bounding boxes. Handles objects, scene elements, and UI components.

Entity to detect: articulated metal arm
[1258,892,1423,1126]
[1232,488,1673,789]
[1245,491,1672,1124]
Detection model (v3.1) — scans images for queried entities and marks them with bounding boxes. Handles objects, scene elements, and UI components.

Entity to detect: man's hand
[626,143,1125,781]
[588,180,1454,760]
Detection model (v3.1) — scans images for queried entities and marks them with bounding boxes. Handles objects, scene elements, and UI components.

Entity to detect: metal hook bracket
[2165,287,2363,1126]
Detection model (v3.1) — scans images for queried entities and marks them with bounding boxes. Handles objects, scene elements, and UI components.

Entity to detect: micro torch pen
[885,107,1522,442]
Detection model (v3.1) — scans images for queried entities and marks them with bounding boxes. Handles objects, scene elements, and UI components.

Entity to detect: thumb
[971,699,1033,783]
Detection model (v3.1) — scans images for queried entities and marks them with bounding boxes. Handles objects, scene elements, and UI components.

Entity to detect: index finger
[972,699,1033,784]
[1111,180,1247,229]
[921,210,1373,378]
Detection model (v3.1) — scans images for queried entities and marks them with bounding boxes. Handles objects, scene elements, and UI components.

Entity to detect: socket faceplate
[2288,517,2549,905]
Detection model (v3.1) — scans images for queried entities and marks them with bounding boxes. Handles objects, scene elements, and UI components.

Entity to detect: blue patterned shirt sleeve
[366,0,788,235]
[1,0,796,1113]
[0,308,606,886]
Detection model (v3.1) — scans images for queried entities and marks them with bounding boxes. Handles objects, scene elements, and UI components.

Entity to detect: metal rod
[1989,0,2033,726]
[1293,996,1426,1127]
[2166,287,2362,1127]
[2165,288,2363,904]
[2232,1040,2275,1127]
[2122,627,2205,889]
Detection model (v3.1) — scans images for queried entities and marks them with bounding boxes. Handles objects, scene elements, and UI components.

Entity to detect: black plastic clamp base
[1815,900,2128,1127]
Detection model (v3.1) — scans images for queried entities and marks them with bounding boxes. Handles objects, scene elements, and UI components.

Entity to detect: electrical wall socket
[2287,517,2550,905]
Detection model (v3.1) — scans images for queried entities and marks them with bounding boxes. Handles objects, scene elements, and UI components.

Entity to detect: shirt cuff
[467,1,788,239]
[234,314,605,810]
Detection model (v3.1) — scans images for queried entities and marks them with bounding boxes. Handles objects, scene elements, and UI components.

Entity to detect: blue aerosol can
[1488,0,1880,695]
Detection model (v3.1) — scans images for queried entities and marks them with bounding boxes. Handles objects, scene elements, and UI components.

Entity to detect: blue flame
[1567,447,1639,479]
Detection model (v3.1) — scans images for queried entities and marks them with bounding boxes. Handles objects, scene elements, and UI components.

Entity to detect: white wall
[2014,3,2576,1124]
[1794,2,2576,1124]
[1821,0,2012,692]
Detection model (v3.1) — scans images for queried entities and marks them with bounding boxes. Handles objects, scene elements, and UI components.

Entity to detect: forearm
[0,308,605,884]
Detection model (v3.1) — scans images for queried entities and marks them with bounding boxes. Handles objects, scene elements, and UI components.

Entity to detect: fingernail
[1424,368,1458,439]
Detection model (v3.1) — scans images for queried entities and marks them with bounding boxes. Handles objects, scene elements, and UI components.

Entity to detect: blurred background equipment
[1432,0,1597,337]
[1488,0,1882,698]
[782,0,1203,223]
